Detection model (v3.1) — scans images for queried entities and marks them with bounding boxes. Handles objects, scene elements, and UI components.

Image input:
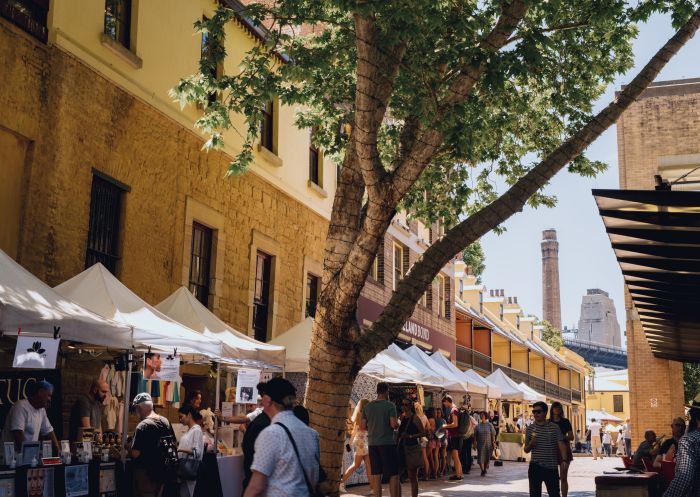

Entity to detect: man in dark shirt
[242,409,271,489]
[632,430,658,469]
[524,401,567,497]
[69,379,109,441]
[129,392,175,497]
[655,417,685,468]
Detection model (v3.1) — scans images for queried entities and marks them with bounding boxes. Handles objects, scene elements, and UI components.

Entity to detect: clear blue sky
[479,13,700,342]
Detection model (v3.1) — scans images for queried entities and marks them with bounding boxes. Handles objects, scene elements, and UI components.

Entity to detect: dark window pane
[104,0,131,48]
[85,175,125,274]
[260,101,274,151]
[306,274,319,318]
[0,0,49,42]
[253,251,272,342]
[188,222,213,308]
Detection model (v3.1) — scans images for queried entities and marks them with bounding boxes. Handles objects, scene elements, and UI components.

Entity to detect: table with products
[497,432,529,462]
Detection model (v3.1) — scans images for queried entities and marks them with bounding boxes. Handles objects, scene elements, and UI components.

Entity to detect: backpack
[155,434,180,483]
[457,409,473,436]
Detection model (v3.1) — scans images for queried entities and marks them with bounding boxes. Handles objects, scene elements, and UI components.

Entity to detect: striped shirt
[526,421,563,469]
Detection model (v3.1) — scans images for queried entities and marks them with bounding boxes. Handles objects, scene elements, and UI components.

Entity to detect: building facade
[0,1,453,352]
[615,78,699,445]
[585,368,630,424]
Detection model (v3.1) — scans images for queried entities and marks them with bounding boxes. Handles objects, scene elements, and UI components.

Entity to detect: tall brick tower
[541,229,562,330]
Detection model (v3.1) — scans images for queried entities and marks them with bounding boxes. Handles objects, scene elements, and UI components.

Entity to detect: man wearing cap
[129,392,176,497]
[2,380,59,453]
[244,378,320,497]
[664,396,700,497]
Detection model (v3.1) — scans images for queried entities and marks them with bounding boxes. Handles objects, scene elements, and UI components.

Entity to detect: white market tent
[404,345,469,393]
[429,351,492,397]
[268,317,314,373]
[156,287,285,369]
[0,249,133,348]
[384,344,445,386]
[485,368,531,401]
[518,382,547,403]
[54,264,223,359]
[586,409,623,424]
[464,369,501,399]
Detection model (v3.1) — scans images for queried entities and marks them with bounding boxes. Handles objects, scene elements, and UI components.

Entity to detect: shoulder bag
[178,447,202,480]
[278,422,326,497]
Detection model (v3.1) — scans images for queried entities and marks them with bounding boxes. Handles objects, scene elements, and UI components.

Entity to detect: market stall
[404,345,473,394]
[428,351,497,409]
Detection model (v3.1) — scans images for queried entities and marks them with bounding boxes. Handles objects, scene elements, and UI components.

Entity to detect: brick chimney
[541,229,562,330]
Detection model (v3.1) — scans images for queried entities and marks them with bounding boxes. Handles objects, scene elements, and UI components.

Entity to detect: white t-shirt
[589,422,602,437]
[2,399,54,444]
[246,407,264,422]
[178,424,204,460]
[602,432,612,444]
[623,423,631,439]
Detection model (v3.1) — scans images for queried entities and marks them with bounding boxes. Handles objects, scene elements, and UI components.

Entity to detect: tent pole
[120,348,133,461]
[213,361,221,453]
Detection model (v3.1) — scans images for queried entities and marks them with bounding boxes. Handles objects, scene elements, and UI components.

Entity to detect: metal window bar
[104,0,131,48]
[188,222,213,307]
[85,175,123,274]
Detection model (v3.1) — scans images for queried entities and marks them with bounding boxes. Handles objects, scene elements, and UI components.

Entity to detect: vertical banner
[236,370,261,404]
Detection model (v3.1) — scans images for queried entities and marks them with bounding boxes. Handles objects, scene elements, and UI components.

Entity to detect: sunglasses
[532,410,544,414]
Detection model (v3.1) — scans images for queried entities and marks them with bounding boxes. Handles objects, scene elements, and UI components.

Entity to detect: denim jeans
[528,462,561,497]
[460,437,473,472]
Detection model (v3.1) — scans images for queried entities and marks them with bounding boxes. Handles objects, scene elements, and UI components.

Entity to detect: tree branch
[504,20,591,46]
[358,6,700,364]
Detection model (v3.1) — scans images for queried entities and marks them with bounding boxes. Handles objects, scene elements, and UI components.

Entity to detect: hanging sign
[236,369,261,404]
[143,353,182,382]
[13,336,60,369]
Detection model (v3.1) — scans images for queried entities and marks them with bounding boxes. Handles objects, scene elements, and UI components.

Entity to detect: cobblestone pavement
[342,456,620,496]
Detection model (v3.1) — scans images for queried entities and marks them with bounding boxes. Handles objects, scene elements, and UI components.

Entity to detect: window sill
[366,277,384,288]
[100,33,143,69]
[257,144,283,167]
[307,180,328,198]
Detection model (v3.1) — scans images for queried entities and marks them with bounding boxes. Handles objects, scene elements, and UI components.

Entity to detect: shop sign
[13,336,60,369]
[401,321,430,342]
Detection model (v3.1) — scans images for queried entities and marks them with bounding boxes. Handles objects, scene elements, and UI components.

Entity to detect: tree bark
[305,6,700,495]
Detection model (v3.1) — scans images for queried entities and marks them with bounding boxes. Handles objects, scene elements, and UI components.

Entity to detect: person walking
[664,396,700,497]
[588,418,603,460]
[616,430,625,456]
[433,407,447,477]
[524,401,567,497]
[426,410,439,479]
[129,392,177,497]
[458,404,476,475]
[397,399,425,497]
[413,402,430,480]
[244,378,320,497]
[340,399,374,494]
[362,382,399,497]
[602,431,612,457]
[441,396,463,482]
[177,405,204,497]
[623,418,632,457]
[550,402,574,497]
[475,411,496,476]
[241,403,271,491]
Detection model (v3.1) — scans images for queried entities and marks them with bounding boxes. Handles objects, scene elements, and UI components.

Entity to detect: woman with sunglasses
[397,399,426,497]
[550,401,574,497]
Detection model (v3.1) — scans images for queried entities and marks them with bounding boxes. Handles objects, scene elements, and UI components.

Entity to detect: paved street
[342,456,619,496]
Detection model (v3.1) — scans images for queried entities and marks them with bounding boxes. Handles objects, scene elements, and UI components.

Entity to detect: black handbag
[178,447,202,480]
[278,423,326,497]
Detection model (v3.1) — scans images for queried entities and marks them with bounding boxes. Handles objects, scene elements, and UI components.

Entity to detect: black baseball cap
[257,377,296,404]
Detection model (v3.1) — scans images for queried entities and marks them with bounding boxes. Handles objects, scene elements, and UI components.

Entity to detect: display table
[497,432,528,462]
[595,472,662,497]
[217,454,244,497]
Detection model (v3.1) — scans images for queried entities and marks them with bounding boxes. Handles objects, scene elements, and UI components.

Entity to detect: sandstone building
[577,289,622,347]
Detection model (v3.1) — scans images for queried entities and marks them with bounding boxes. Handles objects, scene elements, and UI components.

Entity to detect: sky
[479,13,700,343]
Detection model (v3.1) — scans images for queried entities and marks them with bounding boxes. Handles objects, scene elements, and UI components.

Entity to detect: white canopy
[463,369,500,398]
[0,249,133,348]
[404,346,470,393]
[54,264,223,359]
[517,382,547,402]
[586,409,623,424]
[155,287,285,369]
[485,369,531,401]
[383,344,445,387]
[428,352,491,397]
[268,317,314,372]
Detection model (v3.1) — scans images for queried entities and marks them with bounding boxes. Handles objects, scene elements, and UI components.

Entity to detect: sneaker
[339,482,346,493]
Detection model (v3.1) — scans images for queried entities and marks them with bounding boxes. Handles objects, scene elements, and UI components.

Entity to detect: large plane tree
[173,0,700,489]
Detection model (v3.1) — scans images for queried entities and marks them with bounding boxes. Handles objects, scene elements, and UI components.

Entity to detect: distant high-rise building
[577,289,622,347]
[541,229,562,330]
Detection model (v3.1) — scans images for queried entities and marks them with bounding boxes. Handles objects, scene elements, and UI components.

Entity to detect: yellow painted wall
[529,353,545,378]
[586,391,630,423]
[511,343,528,372]
[492,335,510,365]
[545,359,559,384]
[48,0,337,220]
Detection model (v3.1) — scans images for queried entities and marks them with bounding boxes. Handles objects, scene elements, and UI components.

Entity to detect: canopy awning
[54,264,224,359]
[155,287,285,369]
[593,189,700,361]
[518,382,546,402]
[428,351,490,396]
[0,249,133,348]
[404,345,471,393]
[586,409,623,424]
[485,368,534,401]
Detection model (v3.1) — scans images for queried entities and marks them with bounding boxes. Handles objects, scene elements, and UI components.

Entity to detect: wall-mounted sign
[402,321,430,342]
[236,369,261,404]
[13,336,60,369]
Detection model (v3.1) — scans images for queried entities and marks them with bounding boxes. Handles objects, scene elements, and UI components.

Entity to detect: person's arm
[46,431,60,453]
[129,426,142,459]
[443,412,458,430]
[523,428,536,453]
[11,430,24,453]
[360,415,368,431]
[243,471,268,497]
[390,416,399,430]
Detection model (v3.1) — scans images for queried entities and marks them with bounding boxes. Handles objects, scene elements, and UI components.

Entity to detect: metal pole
[213,362,221,454]
[121,348,133,461]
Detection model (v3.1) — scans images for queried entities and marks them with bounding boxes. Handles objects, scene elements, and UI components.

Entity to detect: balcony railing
[493,364,512,378]
[473,350,492,373]
[456,345,473,368]
[529,376,545,394]
[545,381,559,398]
[572,389,582,403]
[511,369,529,385]
[1,0,49,42]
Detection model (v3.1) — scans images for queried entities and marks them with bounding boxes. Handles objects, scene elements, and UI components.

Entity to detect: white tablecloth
[217,454,244,497]
[499,441,529,461]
